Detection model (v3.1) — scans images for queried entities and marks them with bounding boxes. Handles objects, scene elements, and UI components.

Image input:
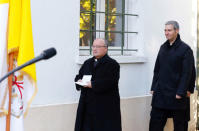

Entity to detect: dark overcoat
[74,54,121,131]
[151,34,195,110]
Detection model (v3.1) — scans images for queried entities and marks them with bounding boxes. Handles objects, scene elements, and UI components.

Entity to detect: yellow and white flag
[0,0,37,131]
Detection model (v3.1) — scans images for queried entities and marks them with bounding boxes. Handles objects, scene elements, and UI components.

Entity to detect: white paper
[75,75,92,86]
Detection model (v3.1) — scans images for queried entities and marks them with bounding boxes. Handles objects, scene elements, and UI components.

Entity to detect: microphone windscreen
[42,47,57,59]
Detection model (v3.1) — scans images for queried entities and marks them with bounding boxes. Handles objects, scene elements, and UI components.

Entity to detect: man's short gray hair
[104,39,109,48]
[165,21,179,30]
[95,38,109,48]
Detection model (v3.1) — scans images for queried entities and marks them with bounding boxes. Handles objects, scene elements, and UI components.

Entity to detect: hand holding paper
[75,75,92,87]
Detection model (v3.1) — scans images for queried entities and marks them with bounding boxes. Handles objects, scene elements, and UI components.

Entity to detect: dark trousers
[81,113,95,131]
[149,107,188,131]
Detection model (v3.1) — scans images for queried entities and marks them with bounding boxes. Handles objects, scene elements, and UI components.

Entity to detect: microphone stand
[0,47,56,84]
[0,55,43,83]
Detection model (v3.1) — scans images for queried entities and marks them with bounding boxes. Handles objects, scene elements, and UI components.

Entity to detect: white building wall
[31,0,80,105]
[25,0,198,130]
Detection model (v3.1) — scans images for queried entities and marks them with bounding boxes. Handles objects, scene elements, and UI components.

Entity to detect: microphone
[0,47,57,83]
[42,47,57,60]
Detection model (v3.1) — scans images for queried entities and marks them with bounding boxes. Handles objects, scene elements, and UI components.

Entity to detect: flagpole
[6,52,14,131]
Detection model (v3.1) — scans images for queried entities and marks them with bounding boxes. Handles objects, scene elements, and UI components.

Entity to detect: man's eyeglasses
[92,46,107,48]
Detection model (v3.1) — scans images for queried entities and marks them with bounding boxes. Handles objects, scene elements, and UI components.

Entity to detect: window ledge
[76,55,147,64]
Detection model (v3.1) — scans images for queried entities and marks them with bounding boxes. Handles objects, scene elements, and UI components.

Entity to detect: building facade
[24,0,198,130]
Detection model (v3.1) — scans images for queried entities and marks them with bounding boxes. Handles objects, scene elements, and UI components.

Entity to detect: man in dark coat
[74,38,122,131]
[149,21,196,131]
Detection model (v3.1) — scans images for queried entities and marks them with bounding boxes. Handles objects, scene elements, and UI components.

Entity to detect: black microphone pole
[0,47,57,83]
[0,55,43,83]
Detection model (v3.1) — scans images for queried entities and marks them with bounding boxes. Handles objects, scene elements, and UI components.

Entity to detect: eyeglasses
[92,46,107,48]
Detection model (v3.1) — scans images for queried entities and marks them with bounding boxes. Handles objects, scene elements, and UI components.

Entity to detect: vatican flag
[0,0,37,131]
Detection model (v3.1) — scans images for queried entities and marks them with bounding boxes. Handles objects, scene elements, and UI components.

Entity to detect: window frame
[80,0,139,55]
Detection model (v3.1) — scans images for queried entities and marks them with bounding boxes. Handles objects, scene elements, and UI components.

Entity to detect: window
[80,0,139,55]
